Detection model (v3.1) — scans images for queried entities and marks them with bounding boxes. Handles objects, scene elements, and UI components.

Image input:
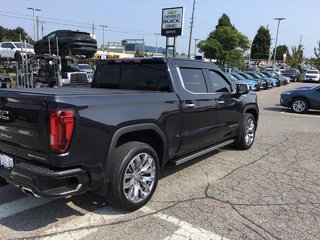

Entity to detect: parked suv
[34,30,97,58]
[0,42,34,62]
[283,68,300,82]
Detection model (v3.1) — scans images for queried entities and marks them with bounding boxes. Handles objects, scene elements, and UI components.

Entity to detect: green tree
[272,45,288,61]
[286,45,304,68]
[0,26,31,42]
[251,26,271,60]
[313,41,320,70]
[198,14,249,68]
[215,13,232,29]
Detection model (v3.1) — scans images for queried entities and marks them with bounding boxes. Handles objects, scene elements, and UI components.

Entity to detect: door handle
[185,103,195,109]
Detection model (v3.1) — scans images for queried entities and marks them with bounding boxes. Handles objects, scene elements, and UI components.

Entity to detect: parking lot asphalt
[0,82,320,240]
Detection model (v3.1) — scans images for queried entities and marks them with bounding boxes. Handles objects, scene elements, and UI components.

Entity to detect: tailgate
[0,95,49,163]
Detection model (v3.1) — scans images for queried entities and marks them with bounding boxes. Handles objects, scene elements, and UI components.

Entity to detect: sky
[1,0,320,57]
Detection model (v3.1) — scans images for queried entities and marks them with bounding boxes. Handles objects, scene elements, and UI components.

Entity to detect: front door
[177,66,223,155]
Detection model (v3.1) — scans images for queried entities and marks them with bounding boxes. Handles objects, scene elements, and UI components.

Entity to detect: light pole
[27,7,41,41]
[154,33,160,55]
[100,25,108,52]
[187,0,196,59]
[272,17,285,73]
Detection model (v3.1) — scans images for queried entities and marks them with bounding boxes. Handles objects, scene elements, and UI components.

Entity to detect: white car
[0,42,34,61]
[304,69,320,82]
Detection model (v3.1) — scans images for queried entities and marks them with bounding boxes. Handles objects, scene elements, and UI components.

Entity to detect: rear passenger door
[175,63,224,155]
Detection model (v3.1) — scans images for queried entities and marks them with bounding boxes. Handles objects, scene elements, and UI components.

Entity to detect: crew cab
[0,58,259,211]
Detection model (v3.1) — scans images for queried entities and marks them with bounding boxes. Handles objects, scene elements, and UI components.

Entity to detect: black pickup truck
[0,58,259,211]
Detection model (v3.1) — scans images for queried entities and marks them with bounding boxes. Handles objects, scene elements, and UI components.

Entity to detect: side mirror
[236,84,249,94]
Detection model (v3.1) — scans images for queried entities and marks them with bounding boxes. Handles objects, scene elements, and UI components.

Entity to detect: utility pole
[92,23,95,38]
[36,16,39,41]
[194,38,199,57]
[41,21,45,38]
[154,33,160,55]
[187,0,196,59]
[299,34,302,46]
[100,25,107,52]
[27,7,41,42]
[272,17,285,73]
[268,38,275,66]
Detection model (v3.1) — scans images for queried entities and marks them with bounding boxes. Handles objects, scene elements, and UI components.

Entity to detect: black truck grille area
[70,73,88,87]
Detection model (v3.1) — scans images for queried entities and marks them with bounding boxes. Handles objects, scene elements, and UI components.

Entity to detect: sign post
[161,7,184,57]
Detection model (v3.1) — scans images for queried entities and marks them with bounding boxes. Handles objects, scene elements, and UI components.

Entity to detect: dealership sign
[161,7,184,37]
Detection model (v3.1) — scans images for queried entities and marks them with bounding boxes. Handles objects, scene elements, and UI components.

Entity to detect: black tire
[107,141,160,211]
[235,113,256,150]
[0,177,8,186]
[14,52,22,64]
[49,82,58,88]
[290,98,309,114]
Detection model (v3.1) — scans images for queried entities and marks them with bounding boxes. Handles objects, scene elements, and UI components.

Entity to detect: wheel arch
[244,105,259,123]
[289,96,310,108]
[106,123,168,175]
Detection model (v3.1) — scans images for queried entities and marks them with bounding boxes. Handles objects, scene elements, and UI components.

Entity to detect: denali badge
[0,110,9,120]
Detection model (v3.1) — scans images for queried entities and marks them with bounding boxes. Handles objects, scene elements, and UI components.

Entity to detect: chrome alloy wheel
[292,100,306,113]
[244,118,255,146]
[123,153,156,203]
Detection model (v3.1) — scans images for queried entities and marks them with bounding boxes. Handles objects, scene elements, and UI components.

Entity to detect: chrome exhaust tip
[21,187,41,197]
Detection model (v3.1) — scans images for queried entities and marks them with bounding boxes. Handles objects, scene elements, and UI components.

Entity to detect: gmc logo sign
[0,110,9,120]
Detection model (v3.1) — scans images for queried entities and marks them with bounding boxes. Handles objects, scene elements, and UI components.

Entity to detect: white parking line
[0,196,228,240]
[141,207,229,240]
[281,111,320,118]
[0,196,54,220]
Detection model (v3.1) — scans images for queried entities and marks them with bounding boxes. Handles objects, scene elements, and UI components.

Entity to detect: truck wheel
[107,141,159,211]
[235,113,256,150]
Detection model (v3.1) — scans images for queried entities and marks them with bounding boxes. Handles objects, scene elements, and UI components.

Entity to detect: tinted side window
[93,63,171,92]
[207,70,231,92]
[2,43,13,48]
[179,68,208,93]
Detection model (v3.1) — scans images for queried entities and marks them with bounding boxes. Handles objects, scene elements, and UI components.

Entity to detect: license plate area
[0,153,14,169]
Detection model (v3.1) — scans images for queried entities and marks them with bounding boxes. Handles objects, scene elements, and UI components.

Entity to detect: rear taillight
[49,110,75,153]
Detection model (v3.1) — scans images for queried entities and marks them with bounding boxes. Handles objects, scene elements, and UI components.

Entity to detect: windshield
[227,74,238,81]
[239,72,253,79]
[247,72,261,79]
[232,73,245,80]
[13,42,33,49]
[307,70,319,74]
[284,69,296,74]
[262,72,271,77]
[78,65,92,70]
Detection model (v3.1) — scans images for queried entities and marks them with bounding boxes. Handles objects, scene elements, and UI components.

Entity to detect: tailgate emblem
[0,110,9,120]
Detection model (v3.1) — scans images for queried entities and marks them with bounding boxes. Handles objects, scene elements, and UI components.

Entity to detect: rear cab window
[92,60,172,92]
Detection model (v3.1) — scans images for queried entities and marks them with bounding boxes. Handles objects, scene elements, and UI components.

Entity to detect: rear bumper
[2,162,89,197]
